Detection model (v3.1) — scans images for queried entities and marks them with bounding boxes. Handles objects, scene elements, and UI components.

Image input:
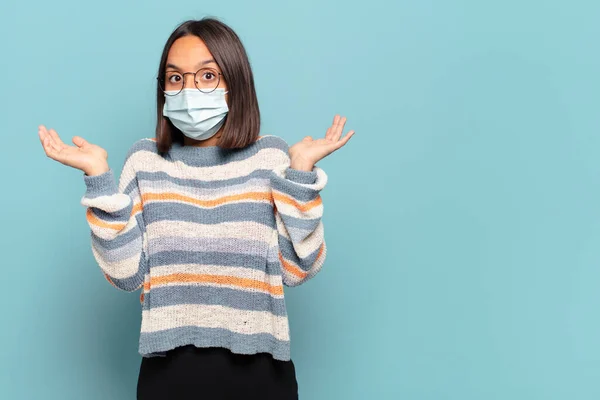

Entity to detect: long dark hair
[155,18,260,154]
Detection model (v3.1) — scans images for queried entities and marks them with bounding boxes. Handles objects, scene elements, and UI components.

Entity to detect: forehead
[167,35,213,67]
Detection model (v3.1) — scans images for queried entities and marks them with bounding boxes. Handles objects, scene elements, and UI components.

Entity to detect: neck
[183,129,223,148]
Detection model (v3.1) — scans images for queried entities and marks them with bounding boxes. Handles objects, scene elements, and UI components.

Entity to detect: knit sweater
[80,135,327,361]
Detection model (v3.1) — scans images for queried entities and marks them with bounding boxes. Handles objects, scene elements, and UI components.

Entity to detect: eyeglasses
[157,67,223,96]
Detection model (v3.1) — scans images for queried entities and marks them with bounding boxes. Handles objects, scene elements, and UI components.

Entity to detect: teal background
[1,0,599,399]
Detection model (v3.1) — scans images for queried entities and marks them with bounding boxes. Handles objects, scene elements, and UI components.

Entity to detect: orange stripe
[142,192,273,208]
[278,252,308,279]
[315,243,325,262]
[86,202,142,230]
[149,273,283,296]
[272,192,322,212]
[131,202,143,215]
[139,292,145,303]
[103,273,117,287]
[87,208,126,230]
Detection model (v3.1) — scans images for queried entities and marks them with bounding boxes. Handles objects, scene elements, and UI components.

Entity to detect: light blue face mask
[163,88,229,141]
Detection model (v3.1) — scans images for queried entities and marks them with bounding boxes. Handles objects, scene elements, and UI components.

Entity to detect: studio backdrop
[1,0,599,399]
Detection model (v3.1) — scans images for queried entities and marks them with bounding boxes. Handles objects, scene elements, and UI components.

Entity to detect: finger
[48,128,66,147]
[325,116,338,140]
[331,130,355,151]
[42,136,60,160]
[38,125,49,144]
[326,115,340,140]
[46,135,63,154]
[72,136,89,148]
[338,130,355,146]
[38,125,53,143]
[39,128,56,151]
[332,116,347,142]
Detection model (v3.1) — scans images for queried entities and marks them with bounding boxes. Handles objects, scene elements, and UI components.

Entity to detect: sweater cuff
[271,165,328,198]
[285,168,317,184]
[83,169,118,199]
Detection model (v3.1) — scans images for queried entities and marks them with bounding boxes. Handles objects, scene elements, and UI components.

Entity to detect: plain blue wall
[1,0,600,399]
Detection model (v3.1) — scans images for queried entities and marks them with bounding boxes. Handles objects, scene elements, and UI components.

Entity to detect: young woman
[38,18,353,399]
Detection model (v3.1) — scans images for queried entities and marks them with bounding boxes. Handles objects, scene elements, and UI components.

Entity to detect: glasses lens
[195,68,220,93]
[160,71,184,95]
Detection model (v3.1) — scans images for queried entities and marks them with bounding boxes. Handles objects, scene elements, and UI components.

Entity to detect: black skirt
[136,345,299,400]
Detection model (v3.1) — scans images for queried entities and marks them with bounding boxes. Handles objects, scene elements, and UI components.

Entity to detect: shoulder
[255,135,290,152]
[126,137,158,156]
[251,135,291,166]
[123,138,158,168]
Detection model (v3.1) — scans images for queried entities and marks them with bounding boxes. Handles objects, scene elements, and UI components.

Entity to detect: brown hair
[155,18,260,154]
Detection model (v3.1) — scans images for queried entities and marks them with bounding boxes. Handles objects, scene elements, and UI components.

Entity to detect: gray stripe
[137,169,274,189]
[139,326,291,361]
[127,136,288,167]
[271,171,321,202]
[89,203,132,224]
[148,237,267,257]
[265,259,282,276]
[286,225,313,244]
[104,266,146,292]
[266,246,279,263]
[83,170,118,199]
[278,235,322,271]
[149,250,267,270]
[145,202,276,227]
[92,236,143,262]
[163,136,289,167]
[285,167,317,184]
[278,213,321,233]
[121,180,142,198]
[91,214,144,250]
[147,285,287,316]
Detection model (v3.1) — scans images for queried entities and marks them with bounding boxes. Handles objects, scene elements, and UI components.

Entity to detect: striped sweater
[80,135,327,361]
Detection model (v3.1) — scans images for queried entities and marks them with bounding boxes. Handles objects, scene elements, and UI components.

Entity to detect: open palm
[289,115,355,170]
[38,125,109,175]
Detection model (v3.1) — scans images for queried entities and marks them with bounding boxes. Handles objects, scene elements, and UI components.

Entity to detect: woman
[38,18,353,399]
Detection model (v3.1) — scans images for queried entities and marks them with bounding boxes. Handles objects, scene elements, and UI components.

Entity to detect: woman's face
[164,35,228,94]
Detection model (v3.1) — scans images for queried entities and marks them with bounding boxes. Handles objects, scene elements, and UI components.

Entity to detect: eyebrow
[166,59,217,70]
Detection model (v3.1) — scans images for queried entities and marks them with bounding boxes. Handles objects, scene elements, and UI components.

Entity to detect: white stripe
[88,211,142,240]
[91,245,143,279]
[140,304,290,341]
[142,178,271,200]
[81,193,132,212]
[275,214,324,259]
[147,220,274,241]
[129,147,288,181]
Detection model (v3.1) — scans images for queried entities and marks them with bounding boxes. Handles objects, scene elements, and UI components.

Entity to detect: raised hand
[289,115,355,171]
[38,125,109,176]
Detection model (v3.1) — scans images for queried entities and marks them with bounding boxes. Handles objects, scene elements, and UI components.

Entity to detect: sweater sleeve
[80,145,147,292]
[270,164,328,287]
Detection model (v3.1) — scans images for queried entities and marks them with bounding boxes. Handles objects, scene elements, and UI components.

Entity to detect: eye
[167,73,182,83]
[202,71,217,81]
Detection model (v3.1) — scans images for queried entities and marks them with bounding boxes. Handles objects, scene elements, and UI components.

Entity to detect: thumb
[302,136,313,142]
[72,136,89,148]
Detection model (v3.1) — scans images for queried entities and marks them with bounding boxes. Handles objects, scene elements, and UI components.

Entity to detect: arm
[271,164,328,287]
[80,145,147,292]
[270,114,354,285]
